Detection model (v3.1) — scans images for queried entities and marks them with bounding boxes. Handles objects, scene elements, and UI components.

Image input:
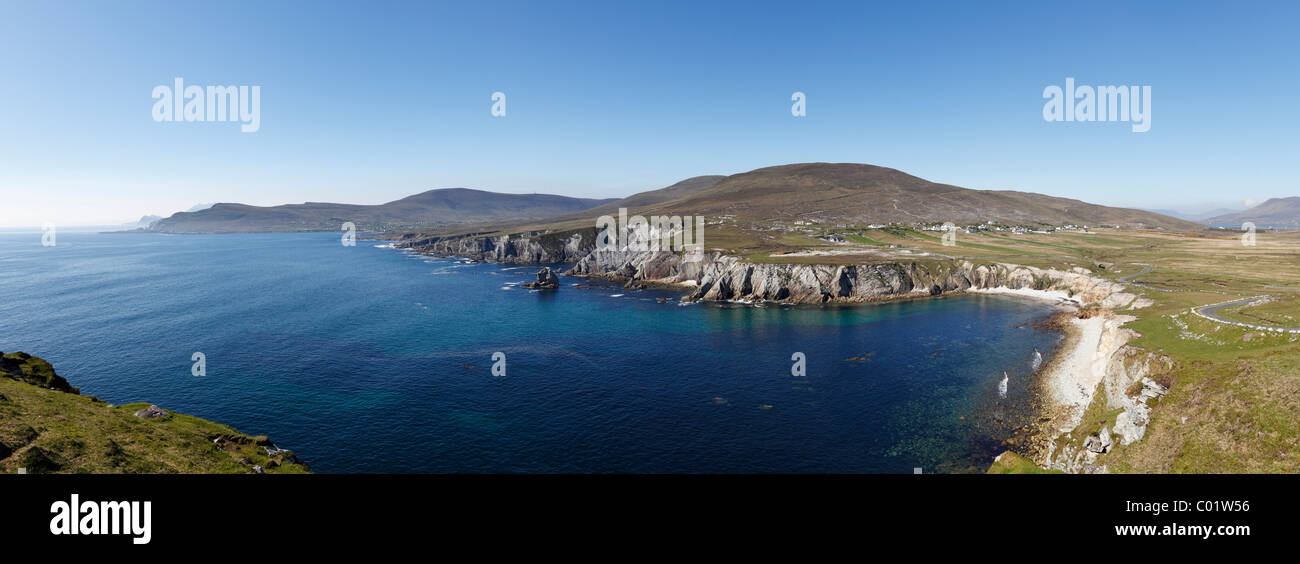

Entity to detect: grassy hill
[392,163,1205,254]
[146,188,617,233]
[635,163,1201,230]
[0,351,308,474]
[417,163,1199,234]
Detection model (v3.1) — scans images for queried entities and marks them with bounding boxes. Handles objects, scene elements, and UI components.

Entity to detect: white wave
[609,294,624,298]
[1032,349,1043,371]
[998,372,1008,399]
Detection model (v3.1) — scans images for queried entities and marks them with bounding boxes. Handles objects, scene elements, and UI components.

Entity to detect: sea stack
[522,267,560,289]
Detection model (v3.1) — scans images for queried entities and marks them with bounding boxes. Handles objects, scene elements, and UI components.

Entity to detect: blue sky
[1,0,1297,226]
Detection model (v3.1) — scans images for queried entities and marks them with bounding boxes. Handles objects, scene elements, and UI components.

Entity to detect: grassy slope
[997,229,1300,473]
[1,352,308,474]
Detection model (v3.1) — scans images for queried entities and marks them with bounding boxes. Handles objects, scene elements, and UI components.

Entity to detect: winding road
[1116,263,1300,332]
[1192,297,1300,333]
[1196,296,1266,321]
[1115,263,1175,292]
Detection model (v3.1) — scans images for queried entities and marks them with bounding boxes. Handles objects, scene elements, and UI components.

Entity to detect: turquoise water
[0,231,1061,473]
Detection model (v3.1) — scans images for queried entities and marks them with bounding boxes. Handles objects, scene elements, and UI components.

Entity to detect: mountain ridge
[1205,197,1300,226]
[146,163,1206,235]
[145,188,618,233]
[398,163,1204,239]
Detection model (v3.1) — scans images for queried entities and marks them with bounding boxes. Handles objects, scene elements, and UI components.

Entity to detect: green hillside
[0,351,308,474]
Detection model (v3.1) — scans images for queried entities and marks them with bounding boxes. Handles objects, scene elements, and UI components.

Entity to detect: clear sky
[1,0,1296,226]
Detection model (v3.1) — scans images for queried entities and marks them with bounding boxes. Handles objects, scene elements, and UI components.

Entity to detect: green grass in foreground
[1,355,309,474]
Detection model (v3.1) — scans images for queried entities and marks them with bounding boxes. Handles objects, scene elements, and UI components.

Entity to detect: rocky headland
[1,351,309,474]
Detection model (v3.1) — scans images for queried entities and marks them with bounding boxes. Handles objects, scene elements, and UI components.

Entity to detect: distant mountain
[1191,208,1244,222]
[1204,198,1300,226]
[400,163,1203,240]
[116,215,162,230]
[1142,207,1245,223]
[184,203,215,213]
[475,175,726,227]
[135,215,162,227]
[613,163,1200,230]
[147,189,618,233]
[1142,209,1199,221]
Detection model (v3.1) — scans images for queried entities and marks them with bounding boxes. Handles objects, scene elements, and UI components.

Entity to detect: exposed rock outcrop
[1,351,78,394]
[521,267,560,289]
[400,229,1142,307]
[133,404,169,419]
[398,228,598,264]
[576,251,1138,308]
[1095,345,1174,447]
[1039,333,1174,473]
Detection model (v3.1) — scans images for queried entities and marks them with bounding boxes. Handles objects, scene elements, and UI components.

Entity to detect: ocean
[0,231,1062,473]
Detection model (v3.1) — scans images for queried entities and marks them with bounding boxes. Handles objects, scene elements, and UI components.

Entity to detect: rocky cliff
[1,352,78,393]
[1041,336,1175,474]
[399,229,1144,308]
[397,227,599,264]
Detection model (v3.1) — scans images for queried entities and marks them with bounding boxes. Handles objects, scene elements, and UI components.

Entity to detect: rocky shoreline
[395,228,1163,473]
[395,228,1148,307]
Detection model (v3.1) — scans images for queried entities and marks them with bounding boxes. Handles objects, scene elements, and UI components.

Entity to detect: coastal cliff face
[677,257,1139,307]
[399,229,1143,308]
[397,228,598,264]
[1038,323,1174,474]
[572,247,1143,310]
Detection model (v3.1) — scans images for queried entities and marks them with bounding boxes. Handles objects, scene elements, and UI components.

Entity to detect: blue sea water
[0,231,1062,473]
